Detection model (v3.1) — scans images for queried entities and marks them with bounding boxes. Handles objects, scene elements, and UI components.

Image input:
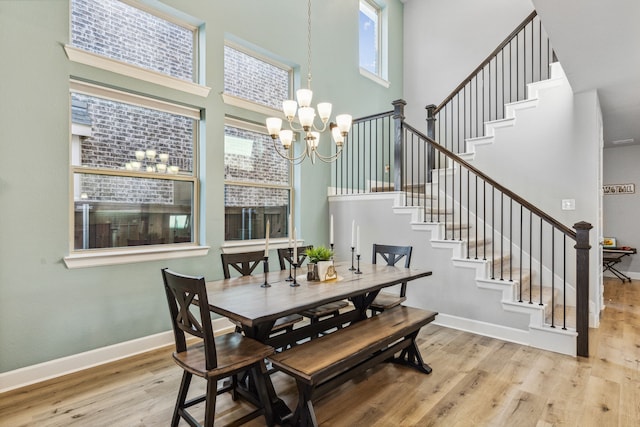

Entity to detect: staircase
[330,12,592,357]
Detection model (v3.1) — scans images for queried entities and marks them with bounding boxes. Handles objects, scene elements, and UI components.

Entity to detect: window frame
[222,117,293,253]
[221,40,295,118]
[65,0,210,97]
[64,81,208,269]
[359,0,390,87]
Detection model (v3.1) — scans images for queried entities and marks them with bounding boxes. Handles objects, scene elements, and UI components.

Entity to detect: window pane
[359,0,379,75]
[72,93,194,174]
[224,125,288,186]
[224,185,289,241]
[71,0,195,81]
[74,175,193,249]
[224,45,290,110]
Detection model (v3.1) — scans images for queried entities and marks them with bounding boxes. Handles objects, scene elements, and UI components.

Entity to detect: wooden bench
[269,305,438,426]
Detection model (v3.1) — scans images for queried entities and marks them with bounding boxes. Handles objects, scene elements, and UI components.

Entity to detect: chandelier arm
[312,145,344,163]
[287,120,305,132]
[310,121,329,133]
[271,138,308,163]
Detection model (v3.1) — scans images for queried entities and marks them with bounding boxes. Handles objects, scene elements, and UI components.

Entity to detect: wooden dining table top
[205,261,432,328]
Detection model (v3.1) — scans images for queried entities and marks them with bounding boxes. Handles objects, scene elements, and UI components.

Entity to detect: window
[359,0,381,76]
[223,42,293,243]
[224,121,290,242]
[70,80,200,251]
[70,0,197,82]
[222,43,293,113]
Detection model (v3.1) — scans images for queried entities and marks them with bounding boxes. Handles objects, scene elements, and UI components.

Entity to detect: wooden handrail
[434,10,538,114]
[402,121,577,239]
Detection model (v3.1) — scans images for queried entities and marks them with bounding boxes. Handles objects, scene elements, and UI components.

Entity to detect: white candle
[288,214,293,248]
[351,220,355,248]
[293,227,297,261]
[264,220,270,257]
[330,215,334,245]
[356,226,361,255]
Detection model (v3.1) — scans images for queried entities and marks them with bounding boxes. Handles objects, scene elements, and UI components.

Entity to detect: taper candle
[330,215,334,245]
[264,220,270,256]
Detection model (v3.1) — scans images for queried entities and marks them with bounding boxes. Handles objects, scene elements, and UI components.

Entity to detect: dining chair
[161,268,274,427]
[221,251,303,335]
[370,244,413,314]
[276,245,312,270]
[278,246,349,337]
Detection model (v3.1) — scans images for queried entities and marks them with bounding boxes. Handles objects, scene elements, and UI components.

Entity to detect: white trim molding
[0,318,235,393]
[64,45,211,98]
[63,245,210,269]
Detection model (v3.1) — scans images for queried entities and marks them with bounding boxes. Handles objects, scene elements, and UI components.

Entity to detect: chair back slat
[276,245,313,270]
[161,268,218,369]
[221,250,265,278]
[372,244,413,268]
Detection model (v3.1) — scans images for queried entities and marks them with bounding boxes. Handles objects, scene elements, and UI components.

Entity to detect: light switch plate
[562,199,575,210]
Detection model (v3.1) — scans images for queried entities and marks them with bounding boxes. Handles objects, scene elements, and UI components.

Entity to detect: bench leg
[293,381,318,427]
[392,332,432,374]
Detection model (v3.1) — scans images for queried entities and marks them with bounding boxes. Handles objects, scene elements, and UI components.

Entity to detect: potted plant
[305,246,336,281]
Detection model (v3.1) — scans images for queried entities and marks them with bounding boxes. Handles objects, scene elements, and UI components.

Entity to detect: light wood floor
[2,277,639,426]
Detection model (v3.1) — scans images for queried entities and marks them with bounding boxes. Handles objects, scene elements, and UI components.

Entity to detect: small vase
[307,263,317,281]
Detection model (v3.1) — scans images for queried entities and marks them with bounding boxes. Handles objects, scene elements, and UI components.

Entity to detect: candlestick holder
[349,246,356,271]
[355,254,362,274]
[290,262,300,287]
[286,247,294,282]
[261,256,271,287]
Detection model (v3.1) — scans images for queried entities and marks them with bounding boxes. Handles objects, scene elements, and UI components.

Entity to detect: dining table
[204,260,433,423]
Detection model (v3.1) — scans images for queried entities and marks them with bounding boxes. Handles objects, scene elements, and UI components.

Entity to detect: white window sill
[359,68,390,88]
[222,238,304,254]
[64,45,211,98]
[221,93,283,118]
[63,245,210,269]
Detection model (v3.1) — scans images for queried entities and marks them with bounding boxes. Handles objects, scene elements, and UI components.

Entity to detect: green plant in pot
[305,246,336,281]
[305,246,333,263]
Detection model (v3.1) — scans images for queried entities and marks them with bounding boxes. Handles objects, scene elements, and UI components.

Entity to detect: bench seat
[269,305,437,426]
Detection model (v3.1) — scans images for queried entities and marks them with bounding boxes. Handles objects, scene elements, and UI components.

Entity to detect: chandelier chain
[307,0,312,89]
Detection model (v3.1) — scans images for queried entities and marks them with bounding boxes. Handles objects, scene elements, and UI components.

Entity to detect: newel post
[574,221,592,357]
[425,104,436,182]
[392,99,406,192]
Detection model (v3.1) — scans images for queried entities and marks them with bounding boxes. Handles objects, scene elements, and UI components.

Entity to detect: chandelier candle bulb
[266,117,283,136]
[296,89,312,107]
[159,153,169,163]
[317,102,332,121]
[145,149,156,161]
[135,150,145,161]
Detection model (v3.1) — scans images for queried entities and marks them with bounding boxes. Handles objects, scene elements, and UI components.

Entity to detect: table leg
[242,322,294,424]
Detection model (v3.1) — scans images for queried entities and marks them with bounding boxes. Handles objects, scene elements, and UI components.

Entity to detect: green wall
[0,0,403,372]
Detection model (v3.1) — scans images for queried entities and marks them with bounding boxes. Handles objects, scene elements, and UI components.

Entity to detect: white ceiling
[532,0,640,147]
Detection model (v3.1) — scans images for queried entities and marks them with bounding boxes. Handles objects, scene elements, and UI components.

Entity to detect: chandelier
[266,0,352,164]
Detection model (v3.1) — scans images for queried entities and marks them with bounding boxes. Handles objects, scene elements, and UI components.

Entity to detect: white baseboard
[433,313,531,346]
[433,313,576,356]
[0,318,235,394]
